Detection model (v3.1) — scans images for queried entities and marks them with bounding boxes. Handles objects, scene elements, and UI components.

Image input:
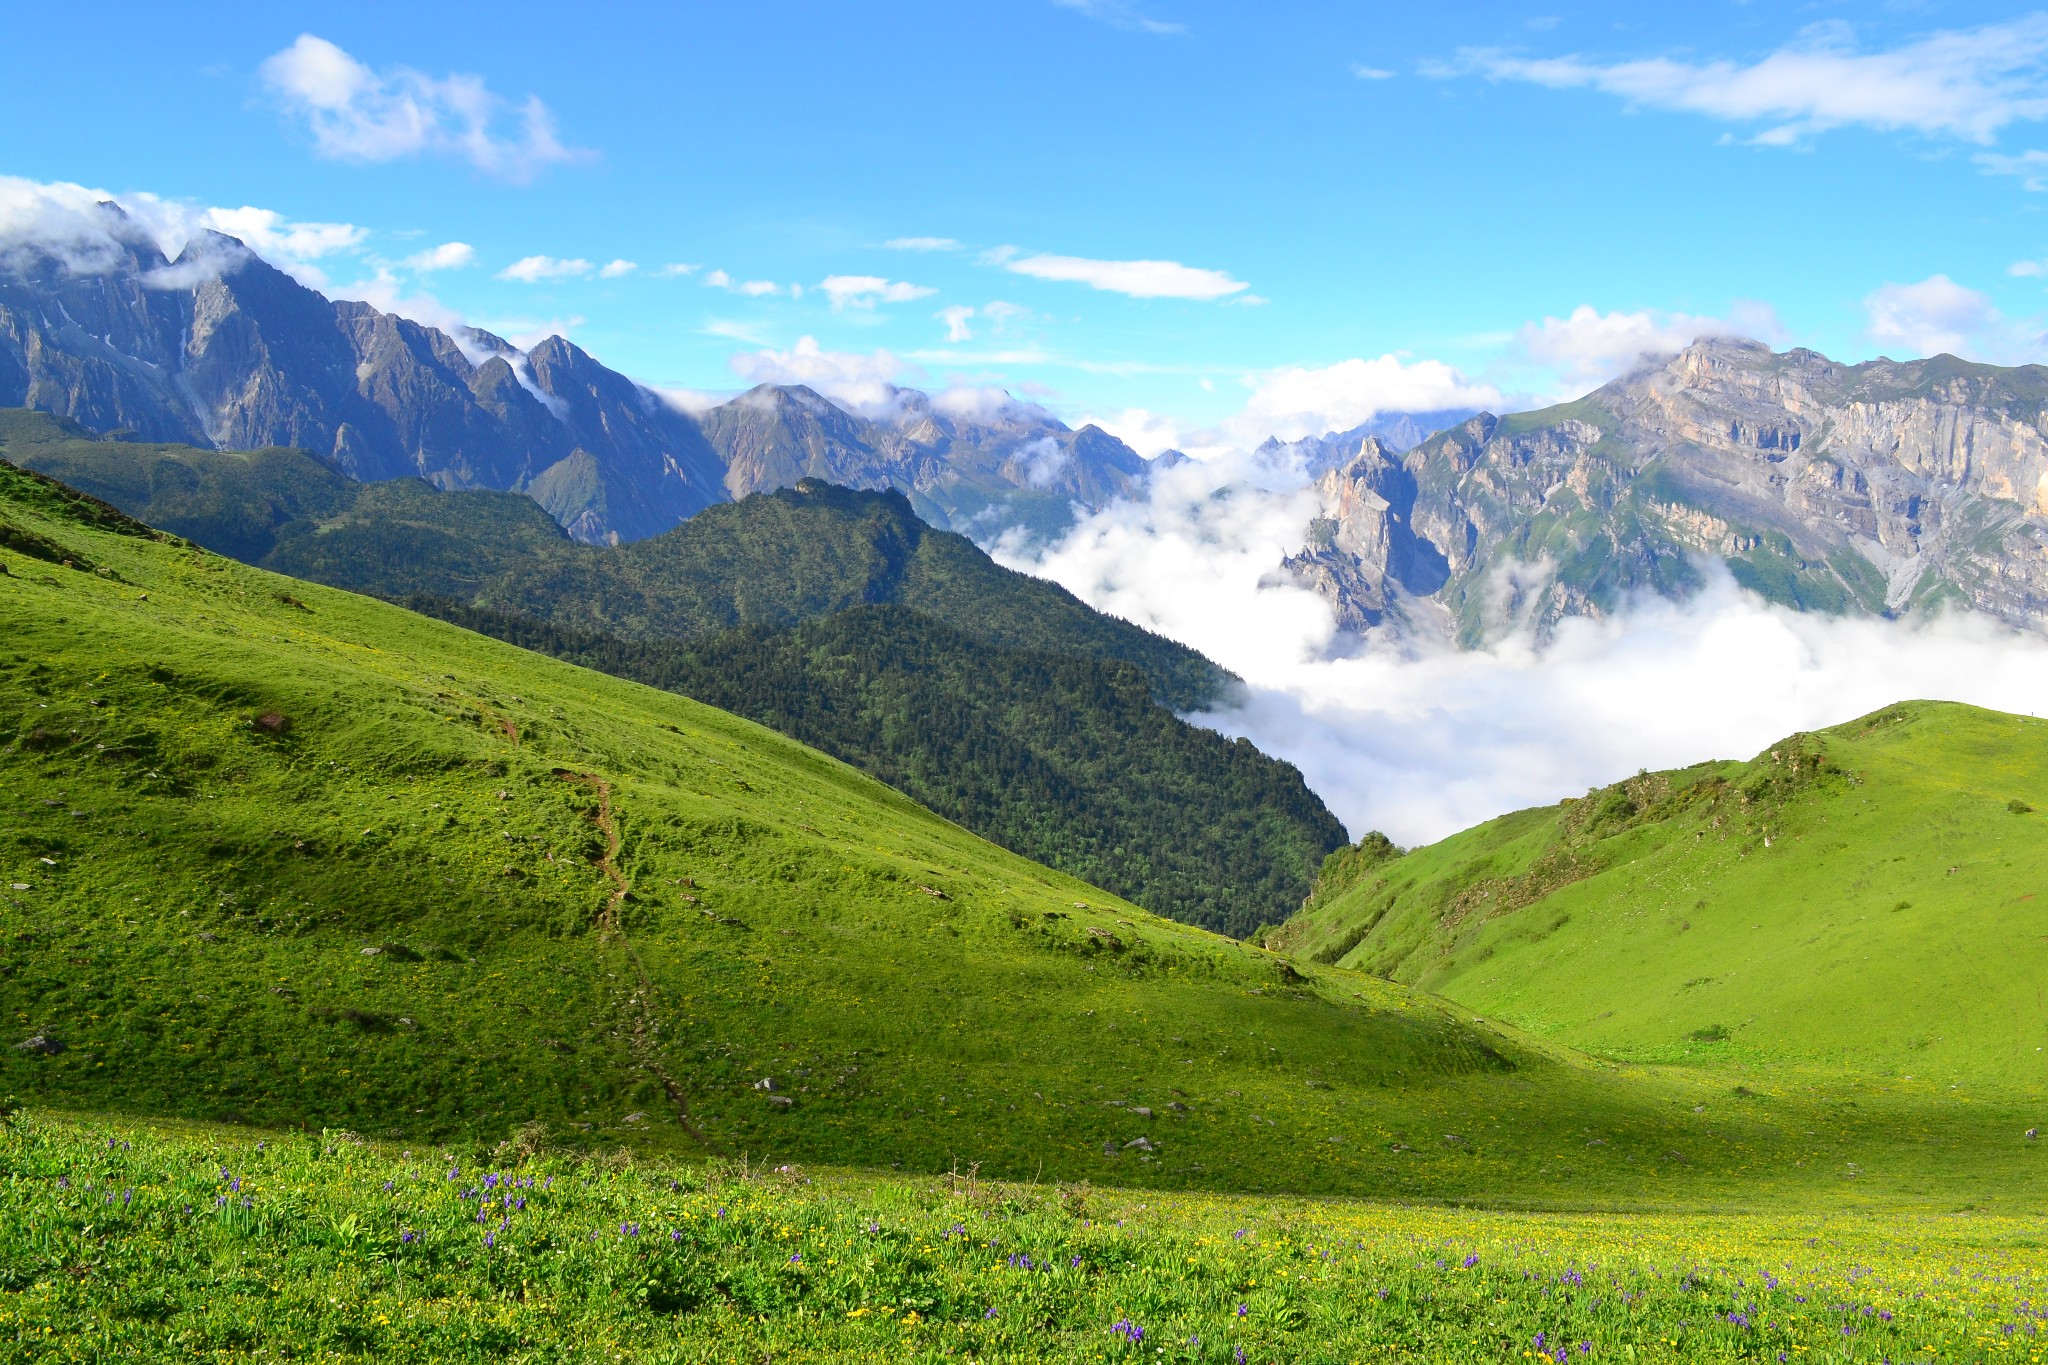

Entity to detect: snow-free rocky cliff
[0,204,1150,545]
[1284,337,2048,642]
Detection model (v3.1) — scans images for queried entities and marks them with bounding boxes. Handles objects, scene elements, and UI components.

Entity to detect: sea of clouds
[1000,448,2048,847]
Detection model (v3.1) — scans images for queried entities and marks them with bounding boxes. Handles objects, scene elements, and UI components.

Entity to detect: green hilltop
[1274,701,2048,1085]
[0,410,1341,936]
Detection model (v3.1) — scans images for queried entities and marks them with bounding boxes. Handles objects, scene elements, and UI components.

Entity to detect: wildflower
[1111,1318,1145,1344]
[984,1307,999,1319]
[1072,1255,1083,1268]
[1232,1228,1247,1240]
[789,1252,801,1264]
[1462,1253,1480,1269]
[672,1230,683,1242]
[382,1181,393,1192]
[1234,1350,1246,1365]
[621,1223,639,1237]
[484,1173,499,1188]
[484,1231,495,1248]
[55,1177,68,1190]
[400,1230,417,1244]
[1533,1331,1547,1351]
[1236,1304,1248,1318]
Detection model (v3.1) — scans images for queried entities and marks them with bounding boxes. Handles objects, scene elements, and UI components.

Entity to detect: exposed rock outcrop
[1284,338,2048,640]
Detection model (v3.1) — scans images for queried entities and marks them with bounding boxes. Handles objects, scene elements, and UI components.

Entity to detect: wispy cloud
[656,262,699,278]
[1052,0,1184,36]
[703,269,791,297]
[1351,65,1395,80]
[598,258,637,278]
[988,246,1250,300]
[498,254,592,283]
[259,34,588,182]
[937,304,975,342]
[1515,302,1784,391]
[884,236,961,252]
[1864,273,2046,362]
[820,274,936,310]
[401,241,474,273]
[1433,16,2048,146]
[729,335,913,414]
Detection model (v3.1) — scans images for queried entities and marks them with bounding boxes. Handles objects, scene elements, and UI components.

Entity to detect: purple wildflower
[484,1173,499,1189]
[621,1222,639,1237]
[1533,1331,1547,1351]
[1236,1303,1248,1318]
[484,1231,495,1248]
[1111,1318,1145,1344]
[672,1230,683,1242]
[1071,1255,1083,1268]
[1462,1253,1480,1269]
[985,1307,999,1319]
[400,1229,416,1243]
[789,1252,801,1264]
[1235,1350,1246,1365]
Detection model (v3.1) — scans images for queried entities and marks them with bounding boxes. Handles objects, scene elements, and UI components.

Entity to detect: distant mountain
[0,201,1148,545]
[2,409,1344,934]
[1255,408,1480,471]
[1283,339,2048,642]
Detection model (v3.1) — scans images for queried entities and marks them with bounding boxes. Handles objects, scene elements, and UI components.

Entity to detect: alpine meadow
[10,4,2048,1361]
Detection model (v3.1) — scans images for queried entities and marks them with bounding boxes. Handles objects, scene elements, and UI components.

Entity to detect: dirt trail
[557,769,719,1153]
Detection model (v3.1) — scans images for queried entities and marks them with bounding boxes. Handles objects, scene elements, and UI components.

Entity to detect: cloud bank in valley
[1001,450,2048,847]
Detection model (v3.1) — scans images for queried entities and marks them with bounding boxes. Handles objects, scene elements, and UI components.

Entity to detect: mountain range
[0,201,1153,545]
[1283,337,2048,643]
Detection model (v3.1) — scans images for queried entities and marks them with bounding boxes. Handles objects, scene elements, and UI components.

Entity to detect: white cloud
[1980,148,2048,190]
[498,255,592,283]
[992,247,1250,300]
[1441,16,2048,145]
[1052,0,1184,36]
[330,267,473,338]
[401,241,475,273]
[1002,451,2048,846]
[1862,273,2046,362]
[703,269,787,297]
[885,236,962,252]
[728,335,913,414]
[656,262,699,277]
[1352,65,1395,80]
[598,258,637,278]
[938,304,975,342]
[820,274,937,310]
[1514,303,1780,390]
[0,175,370,288]
[1239,355,1505,442]
[200,206,365,262]
[259,33,587,182]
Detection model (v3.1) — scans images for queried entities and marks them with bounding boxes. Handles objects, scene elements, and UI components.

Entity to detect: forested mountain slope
[1,412,1342,935]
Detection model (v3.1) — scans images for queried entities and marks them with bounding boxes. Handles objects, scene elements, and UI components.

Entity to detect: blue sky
[10,1,2048,450]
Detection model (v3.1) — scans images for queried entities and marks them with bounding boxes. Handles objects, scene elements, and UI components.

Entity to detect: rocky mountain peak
[1282,338,2048,645]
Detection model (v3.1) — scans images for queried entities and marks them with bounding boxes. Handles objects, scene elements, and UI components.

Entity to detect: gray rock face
[0,203,1150,545]
[1284,338,2048,641]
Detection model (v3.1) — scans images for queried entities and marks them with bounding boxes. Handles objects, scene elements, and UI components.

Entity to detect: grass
[7,1109,2048,1362]
[1276,702,2048,1089]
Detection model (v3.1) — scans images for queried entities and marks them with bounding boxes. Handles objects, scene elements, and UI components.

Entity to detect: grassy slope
[1278,702,2048,1085]
[0,455,1859,1206]
[2,412,1348,934]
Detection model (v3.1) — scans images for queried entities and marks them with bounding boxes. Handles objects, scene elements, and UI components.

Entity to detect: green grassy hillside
[1274,702,2048,1084]
[0,454,1823,1203]
[0,410,1344,933]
